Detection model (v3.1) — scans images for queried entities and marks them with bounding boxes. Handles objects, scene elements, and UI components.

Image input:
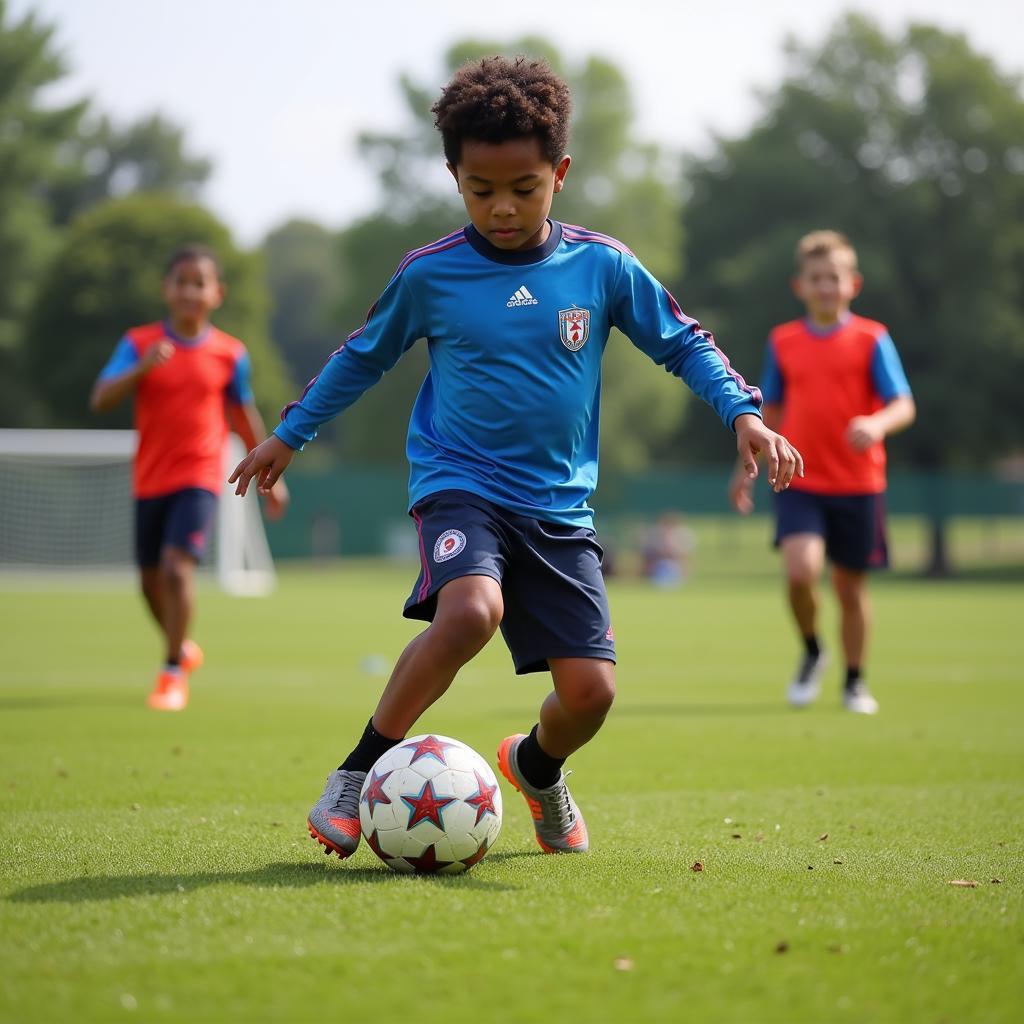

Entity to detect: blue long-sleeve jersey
[276,220,762,527]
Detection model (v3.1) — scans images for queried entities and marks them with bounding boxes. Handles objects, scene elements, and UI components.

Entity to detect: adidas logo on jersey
[506,285,539,307]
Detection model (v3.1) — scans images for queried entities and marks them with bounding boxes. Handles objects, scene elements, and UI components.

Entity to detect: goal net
[0,429,275,595]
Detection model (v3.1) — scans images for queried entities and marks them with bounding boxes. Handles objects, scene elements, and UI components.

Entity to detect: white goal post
[0,429,275,595]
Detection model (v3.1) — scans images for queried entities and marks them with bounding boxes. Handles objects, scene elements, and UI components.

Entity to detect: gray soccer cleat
[307,768,366,859]
[787,650,829,708]
[497,734,589,853]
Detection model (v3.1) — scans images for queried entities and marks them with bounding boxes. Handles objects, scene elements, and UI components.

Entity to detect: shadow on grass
[8,856,528,904]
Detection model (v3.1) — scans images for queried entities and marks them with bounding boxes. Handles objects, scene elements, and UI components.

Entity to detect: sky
[15,0,1024,245]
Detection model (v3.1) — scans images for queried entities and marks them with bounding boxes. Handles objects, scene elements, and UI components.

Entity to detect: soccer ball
[359,734,502,874]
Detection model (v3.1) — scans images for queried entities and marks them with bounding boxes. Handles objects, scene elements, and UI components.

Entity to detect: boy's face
[792,251,862,325]
[448,137,571,251]
[162,256,224,331]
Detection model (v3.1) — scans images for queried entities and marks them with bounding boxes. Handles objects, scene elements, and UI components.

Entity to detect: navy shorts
[774,489,888,571]
[405,490,616,675]
[135,488,218,568]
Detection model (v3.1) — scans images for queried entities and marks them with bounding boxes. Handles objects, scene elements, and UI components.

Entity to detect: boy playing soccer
[730,230,915,715]
[231,57,802,857]
[90,245,288,711]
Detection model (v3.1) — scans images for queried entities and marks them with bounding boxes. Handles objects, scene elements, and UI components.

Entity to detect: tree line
[3,4,1023,478]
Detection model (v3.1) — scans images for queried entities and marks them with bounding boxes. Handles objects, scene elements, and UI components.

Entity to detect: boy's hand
[846,414,883,451]
[229,435,295,498]
[734,413,804,493]
[140,341,174,372]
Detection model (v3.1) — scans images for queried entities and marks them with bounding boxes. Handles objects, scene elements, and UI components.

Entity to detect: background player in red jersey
[730,230,915,714]
[90,245,288,710]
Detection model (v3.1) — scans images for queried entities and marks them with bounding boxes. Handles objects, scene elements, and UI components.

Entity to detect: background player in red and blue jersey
[231,57,803,862]
[90,245,288,711]
[730,230,915,715]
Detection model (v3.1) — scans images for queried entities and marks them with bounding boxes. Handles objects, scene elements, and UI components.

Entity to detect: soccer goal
[0,429,276,595]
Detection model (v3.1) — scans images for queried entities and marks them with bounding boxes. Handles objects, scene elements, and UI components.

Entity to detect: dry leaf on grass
[948,879,979,888]
[613,958,634,972]
[817,832,829,842]
[774,941,789,954]
[691,861,704,872]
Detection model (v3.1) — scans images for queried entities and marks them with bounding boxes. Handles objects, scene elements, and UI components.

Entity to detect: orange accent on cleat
[326,817,362,840]
[180,639,204,674]
[308,819,357,860]
[147,670,189,711]
[497,733,590,854]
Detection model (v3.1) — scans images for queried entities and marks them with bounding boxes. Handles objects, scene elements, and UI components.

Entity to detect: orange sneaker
[147,670,189,711]
[180,639,204,674]
[497,734,589,853]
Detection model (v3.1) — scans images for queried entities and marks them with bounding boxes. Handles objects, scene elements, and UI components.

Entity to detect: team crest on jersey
[433,529,467,563]
[558,306,590,351]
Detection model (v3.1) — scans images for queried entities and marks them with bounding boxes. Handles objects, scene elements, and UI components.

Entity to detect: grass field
[1,531,1022,1023]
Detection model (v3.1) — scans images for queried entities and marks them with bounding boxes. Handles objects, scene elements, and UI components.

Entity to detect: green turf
[1,547,1022,1023]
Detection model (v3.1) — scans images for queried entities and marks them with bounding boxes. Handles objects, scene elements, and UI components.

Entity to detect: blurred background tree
[264,218,344,389]
[44,112,212,226]
[24,193,291,428]
[670,13,1024,475]
[0,0,85,425]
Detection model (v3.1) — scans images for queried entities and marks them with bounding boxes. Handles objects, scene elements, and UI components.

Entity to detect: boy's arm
[847,394,916,450]
[848,331,916,449]
[226,401,289,520]
[230,264,423,496]
[89,339,173,412]
[610,257,802,496]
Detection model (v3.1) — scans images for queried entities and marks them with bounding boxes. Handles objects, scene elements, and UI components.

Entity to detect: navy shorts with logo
[774,488,889,571]
[405,490,616,675]
[135,487,218,568]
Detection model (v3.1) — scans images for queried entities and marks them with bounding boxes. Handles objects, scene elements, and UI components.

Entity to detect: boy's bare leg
[537,658,616,759]
[495,657,613,855]
[140,567,164,630]
[831,564,870,670]
[158,547,196,665]
[371,575,504,739]
[781,533,825,636]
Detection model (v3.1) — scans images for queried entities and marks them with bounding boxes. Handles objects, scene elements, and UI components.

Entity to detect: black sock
[515,724,565,790]
[845,666,862,691]
[340,718,402,773]
[803,635,820,659]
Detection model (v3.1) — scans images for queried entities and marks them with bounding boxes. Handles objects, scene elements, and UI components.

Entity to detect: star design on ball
[360,768,394,815]
[402,843,456,874]
[365,827,388,860]
[401,777,456,831]
[400,735,456,766]
[460,836,490,870]
[464,770,499,825]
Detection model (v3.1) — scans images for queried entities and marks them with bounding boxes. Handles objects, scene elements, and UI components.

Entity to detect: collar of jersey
[464,220,562,265]
[802,312,852,338]
[163,320,212,347]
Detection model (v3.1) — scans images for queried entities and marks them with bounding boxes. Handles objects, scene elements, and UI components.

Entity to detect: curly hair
[432,56,572,166]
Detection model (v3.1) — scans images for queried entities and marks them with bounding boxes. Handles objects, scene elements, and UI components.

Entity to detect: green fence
[264,465,1024,560]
